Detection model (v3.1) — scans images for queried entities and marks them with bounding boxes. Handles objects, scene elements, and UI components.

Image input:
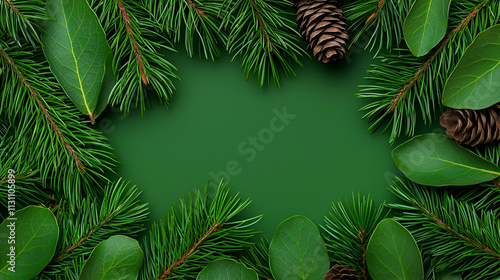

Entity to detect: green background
[99,50,401,236]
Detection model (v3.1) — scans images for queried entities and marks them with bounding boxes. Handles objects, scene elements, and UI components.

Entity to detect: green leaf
[366,219,423,280]
[442,24,500,109]
[79,235,143,280]
[197,259,259,280]
[392,134,500,186]
[269,215,329,280]
[403,0,451,57]
[41,0,111,124]
[93,48,115,118]
[0,206,59,280]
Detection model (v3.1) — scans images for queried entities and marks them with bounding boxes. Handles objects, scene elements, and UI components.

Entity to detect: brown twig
[358,229,368,280]
[117,0,148,85]
[491,179,500,188]
[365,0,386,25]
[414,200,500,260]
[386,1,489,113]
[250,0,273,51]
[186,0,207,18]
[0,47,85,174]
[52,205,123,261]
[0,169,32,184]
[5,0,20,15]
[157,222,224,280]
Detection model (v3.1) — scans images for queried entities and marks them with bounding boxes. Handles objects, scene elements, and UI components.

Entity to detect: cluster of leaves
[346,0,500,143]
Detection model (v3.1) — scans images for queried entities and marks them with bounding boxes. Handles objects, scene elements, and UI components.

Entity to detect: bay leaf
[269,215,329,280]
[392,134,500,186]
[0,206,59,280]
[79,235,143,280]
[41,0,110,123]
[197,259,258,280]
[403,0,451,57]
[366,219,423,280]
[442,24,500,109]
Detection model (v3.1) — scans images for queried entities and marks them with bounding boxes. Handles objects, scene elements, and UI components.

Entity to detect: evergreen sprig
[224,0,306,88]
[38,179,149,279]
[388,178,500,280]
[0,0,46,47]
[356,0,499,143]
[240,237,273,280]
[0,40,116,200]
[321,193,388,279]
[90,0,178,114]
[140,181,260,280]
[344,0,411,54]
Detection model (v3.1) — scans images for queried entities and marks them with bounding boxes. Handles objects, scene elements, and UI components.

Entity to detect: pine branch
[240,237,273,280]
[0,41,116,197]
[39,179,149,278]
[388,178,500,279]
[140,181,260,280]
[344,0,412,54]
[321,193,388,279]
[224,0,306,88]
[90,0,178,114]
[144,0,226,60]
[0,0,46,47]
[358,0,500,143]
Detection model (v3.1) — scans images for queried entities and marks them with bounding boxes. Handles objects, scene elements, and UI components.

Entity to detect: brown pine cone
[440,104,500,147]
[293,0,349,63]
[324,264,361,280]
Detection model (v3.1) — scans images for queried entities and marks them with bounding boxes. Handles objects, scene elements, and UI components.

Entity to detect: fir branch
[0,0,46,47]
[39,179,149,278]
[224,0,306,87]
[0,41,116,197]
[140,181,260,280]
[321,193,388,279]
[358,0,500,143]
[240,237,273,280]
[90,0,178,114]
[144,0,226,60]
[388,178,500,279]
[344,0,412,54]
[0,45,85,173]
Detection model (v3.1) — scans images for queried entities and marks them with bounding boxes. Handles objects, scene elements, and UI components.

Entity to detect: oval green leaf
[392,134,500,186]
[442,24,500,109]
[366,219,423,280]
[197,259,259,280]
[0,206,59,280]
[41,0,111,123]
[79,235,143,280]
[269,215,329,280]
[403,0,451,57]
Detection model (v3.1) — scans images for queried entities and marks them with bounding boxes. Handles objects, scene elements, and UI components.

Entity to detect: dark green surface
[98,50,399,235]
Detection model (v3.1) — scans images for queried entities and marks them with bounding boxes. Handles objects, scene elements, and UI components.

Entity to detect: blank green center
[100,50,397,235]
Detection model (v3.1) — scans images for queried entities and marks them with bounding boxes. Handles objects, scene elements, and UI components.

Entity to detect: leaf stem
[413,200,500,260]
[156,222,225,280]
[0,47,85,174]
[52,204,122,261]
[386,0,490,113]
[117,0,148,85]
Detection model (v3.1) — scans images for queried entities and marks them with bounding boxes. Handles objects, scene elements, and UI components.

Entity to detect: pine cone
[440,104,500,147]
[324,264,361,280]
[293,0,349,63]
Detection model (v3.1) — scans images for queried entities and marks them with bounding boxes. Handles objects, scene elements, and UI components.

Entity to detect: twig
[365,0,386,24]
[358,229,368,280]
[186,0,207,18]
[117,0,148,85]
[0,47,85,174]
[52,205,123,261]
[250,0,273,51]
[5,0,20,15]
[157,222,225,280]
[386,0,490,113]
[0,170,32,184]
[414,200,500,260]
